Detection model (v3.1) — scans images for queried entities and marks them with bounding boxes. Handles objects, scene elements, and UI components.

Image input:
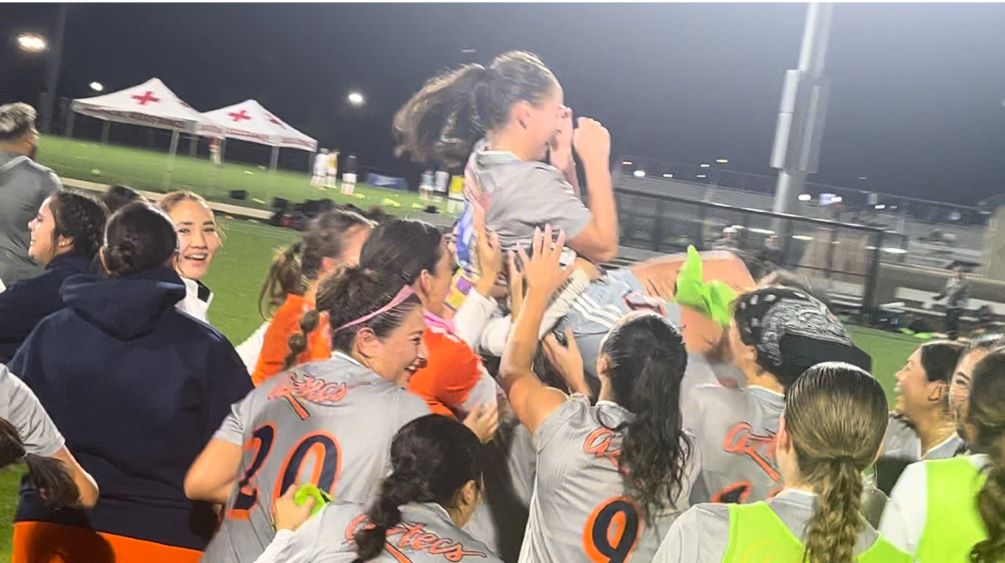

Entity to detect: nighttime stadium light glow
[699,163,711,168]
[798,193,812,202]
[16,33,47,53]
[90,81,104,92]
[346,91,365,107]
[875,204,886,210]
[696,174,708,179]
[715,158,729,164]
[633,169,646,178]
[622,160,633,166]
[662,173,674,178]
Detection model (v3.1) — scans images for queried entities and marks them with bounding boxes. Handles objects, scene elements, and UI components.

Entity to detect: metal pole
[771,3,833,215]
[64,108,75,138]
[164,129,180,188]
[188,133,198,158]
[267,145,280,203]
[100,120,110,145]
[40,3,67,134]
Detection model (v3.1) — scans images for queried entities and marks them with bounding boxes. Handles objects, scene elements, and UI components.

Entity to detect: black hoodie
[9,266,253,551]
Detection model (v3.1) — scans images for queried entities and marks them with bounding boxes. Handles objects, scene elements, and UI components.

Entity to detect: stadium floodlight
[16,33,47,53]
[346,91,365,107]
[622,160,633,166]
[633,169,646,178]
[715,158,729,164]
[89,82,104,92]
[696,174,708,179]
[798,193,812,202]
[875,204,886,210]
[662,173,674,178]
[699,163,711,169]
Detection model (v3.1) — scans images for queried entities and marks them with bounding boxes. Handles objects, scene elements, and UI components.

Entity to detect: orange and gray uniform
[685,384,785,505]
[258,501,503,562]
[519,396,699,562]
[202,353,430,562]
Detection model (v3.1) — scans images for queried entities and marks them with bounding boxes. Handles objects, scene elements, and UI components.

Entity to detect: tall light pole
[39,3,67,134]
[770,3,833,215]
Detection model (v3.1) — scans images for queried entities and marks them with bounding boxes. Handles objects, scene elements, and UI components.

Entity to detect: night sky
[3,3,1004,204]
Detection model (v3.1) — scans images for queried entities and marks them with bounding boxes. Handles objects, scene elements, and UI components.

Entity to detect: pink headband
[332,285,415,334]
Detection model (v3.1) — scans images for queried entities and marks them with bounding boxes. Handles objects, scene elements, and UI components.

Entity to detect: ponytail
[260,210,372,319]
[972,437,1005,563]
[259,243,307,319]
[394,51,558,168]
[0,419,79,506]
[353,472,429,562]
[802,459,863,563]
[601,313,690,518]
[784,363,888,563]
[967,350,1005,563]
[352,415,482,562]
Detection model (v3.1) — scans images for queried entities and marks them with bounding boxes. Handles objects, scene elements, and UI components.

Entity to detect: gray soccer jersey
[653,489,885,562]
[881,414,965,461]
[685,384,785,505]
[273,501,503,562]
[518,396,699,563]
[0,363,63,457]
[202,353,430,562]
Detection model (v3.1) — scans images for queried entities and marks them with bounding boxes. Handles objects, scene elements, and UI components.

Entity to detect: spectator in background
[757,233,784,267]
[0,102,62,285]
[311,148,328,189]
[0,192,108,362]
[209,137,222,167]
[325,148,339,190]
[934,266,970,340]
[101,185,144,214]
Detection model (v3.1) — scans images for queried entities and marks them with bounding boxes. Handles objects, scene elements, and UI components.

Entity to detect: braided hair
[47,191,109,259]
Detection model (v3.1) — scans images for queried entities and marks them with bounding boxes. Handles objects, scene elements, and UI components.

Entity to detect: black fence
[614,187,909,317]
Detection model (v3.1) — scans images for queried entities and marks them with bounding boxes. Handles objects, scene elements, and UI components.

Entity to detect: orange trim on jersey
[722,422,780,481]
[13,521,202,563]
[270,430,343,505]
[583,427,622,469]
[226,421,277,521]
[581,495,643,563]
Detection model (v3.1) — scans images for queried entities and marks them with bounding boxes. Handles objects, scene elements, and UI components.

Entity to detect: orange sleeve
[252,299,329,386]
[407,329,481,417]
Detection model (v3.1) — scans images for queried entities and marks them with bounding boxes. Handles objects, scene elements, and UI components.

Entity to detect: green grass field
[36,135,440,215]
[0,217,921,558]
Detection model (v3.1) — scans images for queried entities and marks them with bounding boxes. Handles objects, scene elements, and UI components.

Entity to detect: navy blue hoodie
[0,253,94,363]
[9,267,253,551]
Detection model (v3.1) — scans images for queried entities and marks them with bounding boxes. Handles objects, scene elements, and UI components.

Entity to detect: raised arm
[567,117,618,263]
[498,225,575,434]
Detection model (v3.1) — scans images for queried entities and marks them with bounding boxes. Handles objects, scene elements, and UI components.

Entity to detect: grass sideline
[0,217,921,558]
[36,135,446,216]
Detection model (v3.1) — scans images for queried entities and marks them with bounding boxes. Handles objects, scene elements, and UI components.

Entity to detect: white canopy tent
[67,78,221,186]
[198,99,317,173]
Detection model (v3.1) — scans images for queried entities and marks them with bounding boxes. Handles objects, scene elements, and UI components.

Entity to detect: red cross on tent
[198,99,317,152]
[132,91,160,106]
[228,109,251,122]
